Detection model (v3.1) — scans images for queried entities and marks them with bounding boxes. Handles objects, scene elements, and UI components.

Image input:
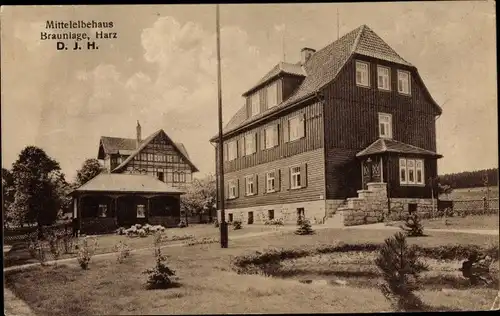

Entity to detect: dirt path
[346,222,499,235]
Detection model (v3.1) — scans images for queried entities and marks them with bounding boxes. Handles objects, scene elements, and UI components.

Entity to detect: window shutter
[254,133,258,153]
[260,129,266,150]
[300,163,308,188]
[299,114,306,138]
[273,124,279,146]
[225,180,229,200]
[283,167,290,190]
[254,174,258,194]
[276,169,281,192]
[237,139,243,157]
[264,172,267,194]
[235,179,240,198]
[223,143,228,161]
[283,120,290,143]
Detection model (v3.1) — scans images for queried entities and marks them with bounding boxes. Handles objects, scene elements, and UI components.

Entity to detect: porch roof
[70,173,185,195]
[356,138,443,158]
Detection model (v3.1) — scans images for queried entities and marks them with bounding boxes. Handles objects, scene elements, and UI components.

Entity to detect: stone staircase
[326,183,389,227]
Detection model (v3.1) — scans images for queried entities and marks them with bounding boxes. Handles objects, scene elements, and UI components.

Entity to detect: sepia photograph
[1,1,498,314]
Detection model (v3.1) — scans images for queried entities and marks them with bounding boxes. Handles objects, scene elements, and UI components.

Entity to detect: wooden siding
[223,101,324,173]
[384,154,437,199]
[322,55,438,152]
[224,148,325,209]
[324,148,361,199]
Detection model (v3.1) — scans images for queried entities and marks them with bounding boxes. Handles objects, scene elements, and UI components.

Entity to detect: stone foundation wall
[149,216,181,227]
[325,199,346,216]
[217,199,326,225]
[339,182,435,226]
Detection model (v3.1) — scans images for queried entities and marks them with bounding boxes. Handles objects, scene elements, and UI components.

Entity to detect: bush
[233,220,242,230]
[116,227,126,235]
[214,219,220,228]
[375,232,428,312]
[460,251,495,285]
[185,237,218,246]
[295,219,315,235]
[138,228,147,238]
[77,237,98,270]
[400,213,424,237]
[28,238,47,265]
[47,234,61,262]
[264,218,284,226]
[143,244,178,289]
[178,221,187,228]
[113,241,131,264]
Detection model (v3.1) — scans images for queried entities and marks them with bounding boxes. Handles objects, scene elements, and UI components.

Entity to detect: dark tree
[375,232,428,312]
[75,158,105,187]
[2,168,15,227]
[10,146,62,228]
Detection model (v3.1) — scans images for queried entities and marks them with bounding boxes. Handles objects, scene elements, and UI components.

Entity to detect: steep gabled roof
[212,25,442,142]
[71,173,184,194]
[242,62,306,97]
[111,130,199,173]
[356,138,443,158]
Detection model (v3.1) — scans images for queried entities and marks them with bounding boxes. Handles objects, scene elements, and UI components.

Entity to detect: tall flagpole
[337,8,340,40]
[216,4,228,248]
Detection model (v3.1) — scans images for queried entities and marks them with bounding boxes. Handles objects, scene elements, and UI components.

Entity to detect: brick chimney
[301,47,316,64]
[136,120,141,148]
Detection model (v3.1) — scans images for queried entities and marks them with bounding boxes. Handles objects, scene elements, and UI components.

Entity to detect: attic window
[356,61,370,87]
[251,93,260,116]
[397,70,411,95]
[267,82,278,109]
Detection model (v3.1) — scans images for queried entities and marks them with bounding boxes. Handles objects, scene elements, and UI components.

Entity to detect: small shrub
[28,239,47,265]
[62,232,76,253]
[113,241,131,264]
[295,219,315,235]
[134,224,142,229]
[178,221,187,228]
[48,234,61,262]
[116,227,127,235]
[264,218,284,226]
[375,232,428,312]
[460,251,495,285]
[77,237,98,270]
[138,228,147,238]
[400,213,424,237]
[185,237,218,246]
[214,219,220,228]
[143,245,178,289]
[233,220,242,230]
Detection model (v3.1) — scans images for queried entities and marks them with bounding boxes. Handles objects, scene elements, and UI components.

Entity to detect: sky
[1,2,497,182]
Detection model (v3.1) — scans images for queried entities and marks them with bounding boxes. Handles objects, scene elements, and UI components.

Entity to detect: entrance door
[247,212,254,225]
[362,157,382,189]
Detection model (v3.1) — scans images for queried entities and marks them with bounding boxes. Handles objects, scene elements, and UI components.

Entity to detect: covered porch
[70,173,184,234]
[356,138,443,199]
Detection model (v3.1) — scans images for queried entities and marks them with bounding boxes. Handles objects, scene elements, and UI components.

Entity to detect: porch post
[147,197,151,222]
[113,196,118,226]
[77,196,82,231]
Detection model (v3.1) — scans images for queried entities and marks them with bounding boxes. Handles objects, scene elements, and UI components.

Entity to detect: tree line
[438,168,498,189]
[2,145,217,229]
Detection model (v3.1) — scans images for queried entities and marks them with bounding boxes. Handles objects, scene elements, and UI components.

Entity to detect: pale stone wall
[325,199,346,216]
[338,182,435,226]
[217,199,327,225]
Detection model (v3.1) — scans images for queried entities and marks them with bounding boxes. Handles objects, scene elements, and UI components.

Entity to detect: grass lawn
[3,224,274,268]
[5,227,499,315]
[386,214,499,230]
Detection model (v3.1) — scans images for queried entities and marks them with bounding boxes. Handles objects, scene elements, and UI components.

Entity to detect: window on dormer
[356,61,370,87]
[251,92,260,116]
[397,70,411,95]
[377,66,390,91]
[267,82,278,108]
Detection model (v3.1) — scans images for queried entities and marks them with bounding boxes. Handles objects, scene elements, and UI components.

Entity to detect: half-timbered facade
[211,25,443,226]
[71,122,199,233]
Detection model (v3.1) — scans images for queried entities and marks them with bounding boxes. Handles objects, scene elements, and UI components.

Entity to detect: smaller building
[70,173,184,234]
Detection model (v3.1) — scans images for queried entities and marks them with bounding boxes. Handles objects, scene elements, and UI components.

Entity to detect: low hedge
[231,242,499,273]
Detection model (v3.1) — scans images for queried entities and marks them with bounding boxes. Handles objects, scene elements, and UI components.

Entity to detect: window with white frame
[137,205,146,218]
[267,82,278,108]
[264,125,278,149]
[244,134,256,156]
[98,204,107,218]
[290,166,301,189]
[399,158,424,186]
[266,171,276,193]
[173,172,179,182]
[289,116,304,141]
[378,113,393,139]
[245,176,255,196]
[356,61,370,87]
[397,70,411,95]
[227,141,237,161]
[228,179,237,199]
[377,66,390,91]
[251,93,260,116]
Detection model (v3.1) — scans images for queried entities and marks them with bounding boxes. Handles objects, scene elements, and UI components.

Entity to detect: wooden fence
[436,197,499,217]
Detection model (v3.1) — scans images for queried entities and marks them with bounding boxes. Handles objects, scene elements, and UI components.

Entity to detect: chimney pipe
[136,120,141,148]
[301,47,316,65]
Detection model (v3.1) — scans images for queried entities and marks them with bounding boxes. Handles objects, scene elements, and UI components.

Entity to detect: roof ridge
[350,24,366,54]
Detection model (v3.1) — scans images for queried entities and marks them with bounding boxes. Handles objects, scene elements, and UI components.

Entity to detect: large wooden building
[71,122,199,233]
[210,25,443,226]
